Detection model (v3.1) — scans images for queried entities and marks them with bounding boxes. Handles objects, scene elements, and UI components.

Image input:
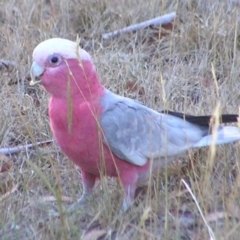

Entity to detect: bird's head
[30,38,103,100]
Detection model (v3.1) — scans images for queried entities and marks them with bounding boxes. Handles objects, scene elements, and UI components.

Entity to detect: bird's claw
[67,193,93,213]
[120,197,134,213]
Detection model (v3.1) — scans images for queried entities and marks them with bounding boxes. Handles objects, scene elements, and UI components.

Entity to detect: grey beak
[30,62,45,86]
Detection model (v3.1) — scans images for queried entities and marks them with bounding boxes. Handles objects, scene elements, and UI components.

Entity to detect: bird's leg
[68,169,96,212]
[120,170,138,212]
[77,169,96,204]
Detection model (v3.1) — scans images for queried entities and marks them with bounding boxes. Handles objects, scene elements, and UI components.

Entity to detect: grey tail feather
[194,126,240,148]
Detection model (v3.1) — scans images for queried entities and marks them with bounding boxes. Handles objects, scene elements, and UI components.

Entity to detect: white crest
[33,38,92,62]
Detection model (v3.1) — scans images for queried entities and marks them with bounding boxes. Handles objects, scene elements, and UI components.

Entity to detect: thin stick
[0,60,16,71]
[102,12,176,39]
[0,140,53,155]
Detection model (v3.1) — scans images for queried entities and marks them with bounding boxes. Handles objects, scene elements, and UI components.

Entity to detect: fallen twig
[102,12,176,39]
[0,140,53,155]
[0,60,16,71]
[40,195,73,202]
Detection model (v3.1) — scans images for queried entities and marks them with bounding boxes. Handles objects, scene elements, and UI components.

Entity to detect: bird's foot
[121,197,134,213]
[67,192,93,213]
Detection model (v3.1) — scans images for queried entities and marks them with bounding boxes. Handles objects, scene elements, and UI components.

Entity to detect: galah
[30,38,240,211]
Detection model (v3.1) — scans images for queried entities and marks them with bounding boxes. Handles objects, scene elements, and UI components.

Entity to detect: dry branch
[102,12,176,39]
[0,60,16,71]
[0,140,53,155]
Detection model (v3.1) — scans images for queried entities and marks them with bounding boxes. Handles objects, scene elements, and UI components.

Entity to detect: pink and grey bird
[30,38,240,211]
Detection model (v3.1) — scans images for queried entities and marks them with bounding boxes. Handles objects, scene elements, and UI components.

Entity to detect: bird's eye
[50,56,59,64]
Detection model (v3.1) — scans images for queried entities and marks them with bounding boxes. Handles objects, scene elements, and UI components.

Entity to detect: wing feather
[100,90,208,166]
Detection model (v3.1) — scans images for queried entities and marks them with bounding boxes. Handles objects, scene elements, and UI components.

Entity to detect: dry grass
[0,0,240,239]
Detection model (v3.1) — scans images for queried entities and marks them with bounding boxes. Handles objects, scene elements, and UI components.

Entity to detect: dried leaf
[169,209,197,228]
[169,189,189,199]
[205,211,226,223]
[192,76,214,88]
[82,229,107,240]
[226,201,240,220]
[0,172,14,195]
[125,81,145,96]
[0,154,13,172]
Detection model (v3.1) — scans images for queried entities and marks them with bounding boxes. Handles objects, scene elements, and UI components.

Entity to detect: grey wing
[100,95,207,166]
